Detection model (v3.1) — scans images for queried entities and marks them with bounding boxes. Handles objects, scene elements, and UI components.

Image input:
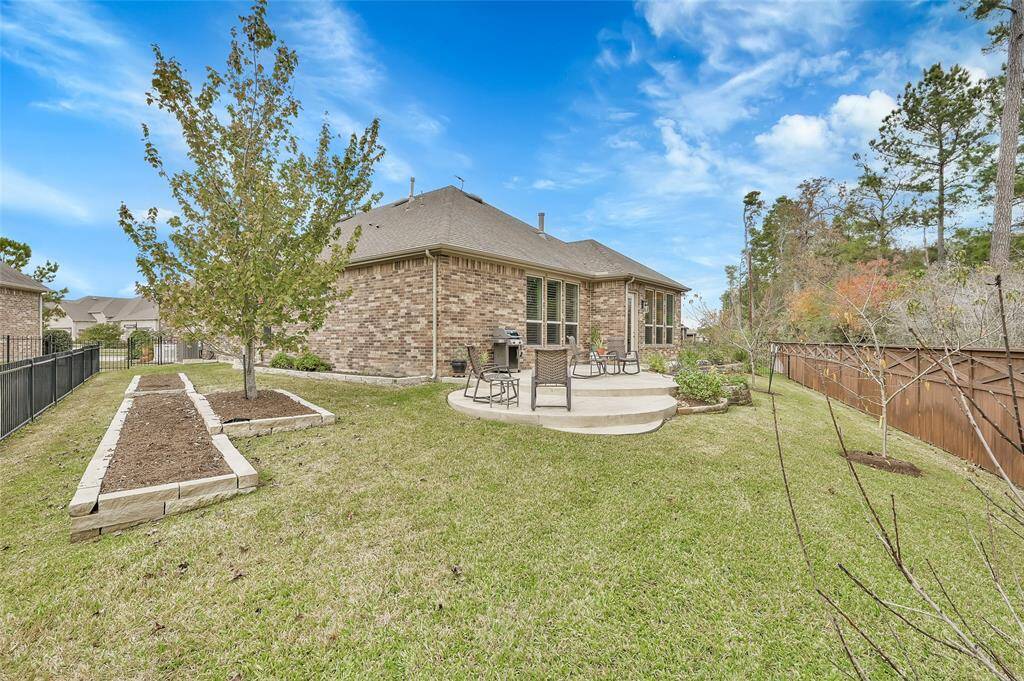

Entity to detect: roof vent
[537,212,545,232]
[406,177,415,210]
[465,192,484,204]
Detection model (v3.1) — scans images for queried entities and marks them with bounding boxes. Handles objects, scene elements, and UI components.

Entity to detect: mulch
[678,397,713,408]
[137,374,183,391]
[101,393,230,493]
[206,390,314,423]
[841,450,923,477]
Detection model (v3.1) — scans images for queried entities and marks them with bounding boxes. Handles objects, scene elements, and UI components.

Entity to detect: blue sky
[0,1,1002,322]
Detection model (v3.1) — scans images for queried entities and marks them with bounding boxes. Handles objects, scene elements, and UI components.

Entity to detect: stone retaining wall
[68,377,258,542]
[187,386,336,438]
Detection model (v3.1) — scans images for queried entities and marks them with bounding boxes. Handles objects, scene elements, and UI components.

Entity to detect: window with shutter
[655,292,664,344]
[564,282,579,344]
[666,293,675,344]
[644,289,654,345]
[526,276,542,345]
[546,279,562,345]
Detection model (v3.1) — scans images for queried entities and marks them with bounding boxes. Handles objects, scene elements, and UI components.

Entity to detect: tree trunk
[937,161,946,264]
[991,0,1023,268]
[243,339,257,400]
[879,380,889,459]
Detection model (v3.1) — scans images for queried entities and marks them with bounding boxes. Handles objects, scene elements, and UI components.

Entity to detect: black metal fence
[1,334,213,371]
[1,344,100,440]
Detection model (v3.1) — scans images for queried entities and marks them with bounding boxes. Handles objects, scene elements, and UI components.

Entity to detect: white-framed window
[545,279,562,345]
[655,292,665,344]
[644,289,654,344]
[564,282,579,344]
[526,276,580,346]
[666,293,675,345]
[526,276,543,346]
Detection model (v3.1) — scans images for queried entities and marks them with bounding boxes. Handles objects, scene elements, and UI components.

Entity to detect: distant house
[305,185,689,378]
[47,295,160,339]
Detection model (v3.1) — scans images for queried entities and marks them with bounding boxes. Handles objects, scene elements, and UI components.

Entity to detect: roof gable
[0,262,48,293]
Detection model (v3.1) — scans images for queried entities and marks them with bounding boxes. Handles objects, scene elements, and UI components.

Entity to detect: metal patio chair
[464,345,513,405]
[606,336,641,375]
[531,348,571,411]
[567,336,605,378]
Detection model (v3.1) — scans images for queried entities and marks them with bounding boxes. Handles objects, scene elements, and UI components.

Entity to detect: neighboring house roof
[0,262,49,293]
[336,185,688,290]
[51,296,159,323]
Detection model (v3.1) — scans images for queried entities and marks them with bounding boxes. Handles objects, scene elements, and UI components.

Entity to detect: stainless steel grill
[491,326,523,371]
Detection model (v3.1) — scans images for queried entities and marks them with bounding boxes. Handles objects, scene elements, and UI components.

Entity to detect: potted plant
[450,348,467,376]
[589,327,605,354]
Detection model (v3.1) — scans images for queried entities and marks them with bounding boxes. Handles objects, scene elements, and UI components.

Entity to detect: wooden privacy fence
[0,344,100,441]
[772,342,1024,488]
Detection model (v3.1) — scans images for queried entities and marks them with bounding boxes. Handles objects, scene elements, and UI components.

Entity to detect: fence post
[28,357,35,422]
[4,335,9,364]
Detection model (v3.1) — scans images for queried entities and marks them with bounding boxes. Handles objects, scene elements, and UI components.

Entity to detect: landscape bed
[189,386,335,437]
[68,376,257,541]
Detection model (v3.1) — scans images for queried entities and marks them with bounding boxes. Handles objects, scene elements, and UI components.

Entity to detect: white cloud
[755,114,830,158]
[1,166,90,222]
[828,89,897,145]
[281,0,382,92]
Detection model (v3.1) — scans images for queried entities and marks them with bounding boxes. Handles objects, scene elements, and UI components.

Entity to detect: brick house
[306,185,688,378]
[0,261,47,339]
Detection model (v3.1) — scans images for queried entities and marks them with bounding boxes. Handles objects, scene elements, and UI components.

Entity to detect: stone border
[676,397,730,415]
[69,379,258,542]
[125,372,188,397]
[186,385,335,438]
[255,364,430,387]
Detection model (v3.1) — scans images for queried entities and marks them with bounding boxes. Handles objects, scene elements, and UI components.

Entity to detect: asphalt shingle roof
[0,262,48,293]
[53,296,158,323]
[336,186,687,290]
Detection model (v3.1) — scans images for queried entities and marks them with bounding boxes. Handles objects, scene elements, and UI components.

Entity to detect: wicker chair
[567,336,605,378]
[531,348,571,411]
[605,336,640,375]
[464,345,512,404]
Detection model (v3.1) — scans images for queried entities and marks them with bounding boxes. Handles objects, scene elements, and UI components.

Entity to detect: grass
[0,364,1019,678]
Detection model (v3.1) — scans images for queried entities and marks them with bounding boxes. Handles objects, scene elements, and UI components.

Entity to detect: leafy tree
[79,322,124,348]
[843,153,920,261]
[0,236,69,322]
[948,226,1024,265]
[870,64,995,264]
[43,328,72,353]
[121,1,384,399]
[962,0,1024,266]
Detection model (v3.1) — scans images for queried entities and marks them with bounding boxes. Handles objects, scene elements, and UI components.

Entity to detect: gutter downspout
[425,249,437,380]
[625,276,635,350]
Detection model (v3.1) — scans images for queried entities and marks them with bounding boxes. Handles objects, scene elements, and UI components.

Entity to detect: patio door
[626,292,639,353]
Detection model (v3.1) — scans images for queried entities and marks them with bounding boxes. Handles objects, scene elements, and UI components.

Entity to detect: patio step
[447,389,678,434]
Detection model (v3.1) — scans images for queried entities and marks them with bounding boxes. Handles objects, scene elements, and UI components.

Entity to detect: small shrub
[677,347,701,370]
[294,351,330,372]
[675,369,724,404]
[730,347,748,364]
[79,322,123,348]
[647,352,668,374]
[128,328,154,360]
[43,328,72,353]
[721,373,749,387]
[269,352,295,369]
[705,346,727,365]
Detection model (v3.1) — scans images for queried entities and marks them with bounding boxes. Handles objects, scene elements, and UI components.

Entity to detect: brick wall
[305,254,683,378]
[0,286,42,337]
[305,256,434,377]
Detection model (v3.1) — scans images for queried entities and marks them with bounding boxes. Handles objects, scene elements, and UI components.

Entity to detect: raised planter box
[68,381,258,542]
[186,386,335,438]
[124,373,189,397]
[676,398,730,415]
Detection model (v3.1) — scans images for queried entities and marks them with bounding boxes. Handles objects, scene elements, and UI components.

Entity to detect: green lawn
[1,364,1019,678]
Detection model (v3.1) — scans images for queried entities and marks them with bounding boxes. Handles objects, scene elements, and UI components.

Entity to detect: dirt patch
[137,373,183,391]
[678,397,713,408]
[206,390,314,423]
[841,450,923,477]
[101,393,230,493]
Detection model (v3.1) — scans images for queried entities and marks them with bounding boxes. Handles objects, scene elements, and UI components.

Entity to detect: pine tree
[870,64,994,264]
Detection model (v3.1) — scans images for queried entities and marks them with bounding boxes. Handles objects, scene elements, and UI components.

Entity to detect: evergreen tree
[870,64,994,264]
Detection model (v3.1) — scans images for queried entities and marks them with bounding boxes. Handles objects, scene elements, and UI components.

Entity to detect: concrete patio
[445,371,678,435]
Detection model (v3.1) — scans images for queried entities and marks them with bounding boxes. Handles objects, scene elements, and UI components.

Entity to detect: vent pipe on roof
[537,212,545,232]
[407,177,415,209]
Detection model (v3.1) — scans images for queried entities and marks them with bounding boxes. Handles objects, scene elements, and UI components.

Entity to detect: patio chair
[464,345,513,404]
[567,336,605,378]
[606,336,641,375]
[531,348,571,411]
